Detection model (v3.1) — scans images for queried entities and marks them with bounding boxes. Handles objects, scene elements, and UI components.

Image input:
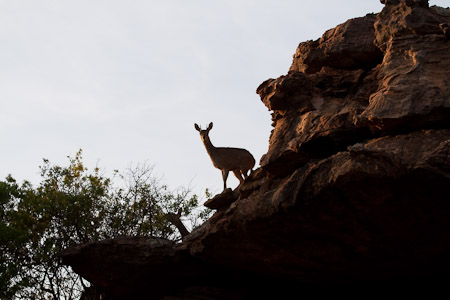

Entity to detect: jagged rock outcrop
[61,1,450,298]
[203,188,239,210]
[61,237,188,299]
[289,13,383,74]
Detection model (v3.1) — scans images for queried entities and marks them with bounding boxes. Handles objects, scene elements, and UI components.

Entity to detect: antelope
[195,122,255,191]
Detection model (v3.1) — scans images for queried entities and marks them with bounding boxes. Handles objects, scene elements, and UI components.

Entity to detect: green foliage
[0,150,212,299]
[0,176,31,298]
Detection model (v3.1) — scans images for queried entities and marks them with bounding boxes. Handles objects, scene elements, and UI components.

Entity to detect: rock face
[61,1,450,298]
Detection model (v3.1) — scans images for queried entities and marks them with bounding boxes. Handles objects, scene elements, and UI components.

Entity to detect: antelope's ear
[207,122,213,131]
[194,123,201,132]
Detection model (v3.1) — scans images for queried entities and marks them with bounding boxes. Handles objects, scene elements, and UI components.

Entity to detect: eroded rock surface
[203,188,239,210]
[60,237,205,299]
[61,1,450,298]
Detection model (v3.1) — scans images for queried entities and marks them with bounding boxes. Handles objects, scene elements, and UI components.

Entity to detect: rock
[203,188,239,210]
[257,66,376,177]
[238,168,267,199]
[61,1,450,298]
[61,237,176,298]
[60,237,300,299]
[258,0,450,177]
[60,236,215,299]
[381,0,429,7]
[187,130,450,284]
[290,14,383,74]
[357,0,450,132]
[441,23,450,39]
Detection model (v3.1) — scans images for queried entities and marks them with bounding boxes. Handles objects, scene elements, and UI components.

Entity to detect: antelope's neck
[203,136,217,156]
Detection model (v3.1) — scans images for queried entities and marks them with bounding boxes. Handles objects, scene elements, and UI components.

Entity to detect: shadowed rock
[60,237,211,299]
[203,188,239,210]
[440,23,450,39]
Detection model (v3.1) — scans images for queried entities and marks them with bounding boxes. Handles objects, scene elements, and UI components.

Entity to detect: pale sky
[1,0,448,199]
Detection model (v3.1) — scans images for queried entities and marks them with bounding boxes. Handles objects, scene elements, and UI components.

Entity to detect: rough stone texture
[289,14,383,74]
[185,129,450,283]
[203,188,238,210]
[61,236,297,299]
[441,23,450,39]
[357,1,450,131]
[256,67,377,176]
[61,1,450,299]
[257,0,450,177]
[60,237,206,299]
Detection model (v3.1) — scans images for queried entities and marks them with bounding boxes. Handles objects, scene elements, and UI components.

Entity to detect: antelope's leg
[222,170,229,190]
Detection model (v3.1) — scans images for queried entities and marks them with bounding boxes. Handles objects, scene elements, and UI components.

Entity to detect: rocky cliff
[61,1,450,298]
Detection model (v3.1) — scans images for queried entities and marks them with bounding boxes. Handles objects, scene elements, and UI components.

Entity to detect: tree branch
[166,209,190,239]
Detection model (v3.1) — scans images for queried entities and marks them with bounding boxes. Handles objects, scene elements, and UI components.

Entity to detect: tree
[0,150,212,299]
[0,176,33,298]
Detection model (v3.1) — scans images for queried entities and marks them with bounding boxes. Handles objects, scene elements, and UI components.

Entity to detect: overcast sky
[1,0,448,199]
